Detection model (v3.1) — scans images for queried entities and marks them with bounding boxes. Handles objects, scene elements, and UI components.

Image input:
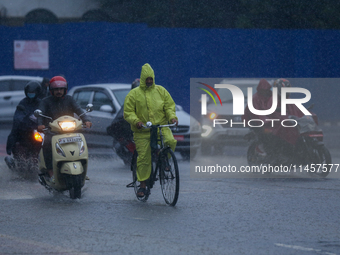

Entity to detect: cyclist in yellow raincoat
[124,63,178,197]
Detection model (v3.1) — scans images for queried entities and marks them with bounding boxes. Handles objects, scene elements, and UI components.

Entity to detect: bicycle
[126,122,180,206]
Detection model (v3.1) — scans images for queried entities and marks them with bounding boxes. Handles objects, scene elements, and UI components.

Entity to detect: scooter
[5,109,43,180]
[5,129,43,180]
[246,113,332,178]
[107,107,136,165]
[34,104,93,199]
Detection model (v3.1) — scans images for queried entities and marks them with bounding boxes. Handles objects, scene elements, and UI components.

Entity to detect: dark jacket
[38,95,90,126]
[243,79,272,123]
[107,106,132,141]
[6,97,41,154]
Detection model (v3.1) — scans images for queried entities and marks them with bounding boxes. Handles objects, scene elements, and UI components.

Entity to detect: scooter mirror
[34,109,42,117]
[86,104,93,112]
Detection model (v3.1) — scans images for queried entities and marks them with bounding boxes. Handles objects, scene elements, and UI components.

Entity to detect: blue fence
[1,23,339,120]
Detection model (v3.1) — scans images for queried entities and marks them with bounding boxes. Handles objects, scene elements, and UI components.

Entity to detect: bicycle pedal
[126,182,135,188]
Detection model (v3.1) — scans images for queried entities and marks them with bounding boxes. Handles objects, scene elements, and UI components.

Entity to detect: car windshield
[112,89,130,106]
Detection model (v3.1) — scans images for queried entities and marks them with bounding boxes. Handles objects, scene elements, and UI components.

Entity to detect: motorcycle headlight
[209,112,217,120]
[58,121,76,131]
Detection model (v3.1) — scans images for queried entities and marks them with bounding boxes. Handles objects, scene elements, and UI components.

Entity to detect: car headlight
[191,122,201,132]
[58,121,76,131]
[201,125,212,137]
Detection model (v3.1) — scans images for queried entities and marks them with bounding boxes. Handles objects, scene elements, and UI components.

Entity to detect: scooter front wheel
[69,175,82,199]
[309,145,332,178]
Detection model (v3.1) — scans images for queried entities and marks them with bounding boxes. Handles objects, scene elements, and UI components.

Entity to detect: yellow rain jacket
[124,63,178,181]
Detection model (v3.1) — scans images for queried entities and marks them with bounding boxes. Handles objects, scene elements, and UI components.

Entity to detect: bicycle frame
[127,122,179,205]
[146,123,176,189]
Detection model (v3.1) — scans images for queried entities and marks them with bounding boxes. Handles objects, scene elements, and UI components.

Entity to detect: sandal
[137,187,147,197]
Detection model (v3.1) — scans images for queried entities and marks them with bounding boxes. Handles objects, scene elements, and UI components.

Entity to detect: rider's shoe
[4,156,15,170]
[137,187,146,197]
[49,175,55,184]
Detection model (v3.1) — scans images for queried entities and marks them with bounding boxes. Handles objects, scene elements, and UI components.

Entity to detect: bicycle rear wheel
[131,150,150,201]
[159,148,179,206]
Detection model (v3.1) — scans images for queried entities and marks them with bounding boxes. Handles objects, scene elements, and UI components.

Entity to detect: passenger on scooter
[243,78,273,156]
[37,76,92,183]
[124,64,178,198]
[5,81,42,170]
[38,77,50,99]
[269,78,305,146]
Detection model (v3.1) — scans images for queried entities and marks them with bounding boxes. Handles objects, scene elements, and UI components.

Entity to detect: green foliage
[99,0,340,29]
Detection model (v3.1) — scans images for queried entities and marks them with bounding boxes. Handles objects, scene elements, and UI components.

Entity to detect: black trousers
[42,132,53,170]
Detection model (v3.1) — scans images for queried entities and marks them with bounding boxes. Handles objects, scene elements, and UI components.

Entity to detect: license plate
[174,135,184,141]
[58,137,82,144]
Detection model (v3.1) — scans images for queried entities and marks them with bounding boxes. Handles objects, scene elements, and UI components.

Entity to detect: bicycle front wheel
[159,148,179,206]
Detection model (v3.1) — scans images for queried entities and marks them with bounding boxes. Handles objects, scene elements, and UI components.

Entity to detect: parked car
[0,75,43,122]
[200,79,265,154]
[68,83,201,159]
[171,105,201,159]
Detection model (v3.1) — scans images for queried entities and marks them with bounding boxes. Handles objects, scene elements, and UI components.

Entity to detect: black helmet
[131,78,140,90]
[24,81,42,100]
[273,78,291,96]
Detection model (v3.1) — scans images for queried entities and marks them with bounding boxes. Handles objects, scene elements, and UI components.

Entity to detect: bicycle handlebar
[141,122,177,129]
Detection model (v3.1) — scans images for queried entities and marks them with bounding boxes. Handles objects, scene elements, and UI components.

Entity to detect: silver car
[0,75,43,122]
[67,83,131,148]
[68,83,201,159]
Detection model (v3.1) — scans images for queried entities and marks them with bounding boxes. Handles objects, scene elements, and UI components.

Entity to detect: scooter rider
[5,81,42,169]
[37,76,92,183]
